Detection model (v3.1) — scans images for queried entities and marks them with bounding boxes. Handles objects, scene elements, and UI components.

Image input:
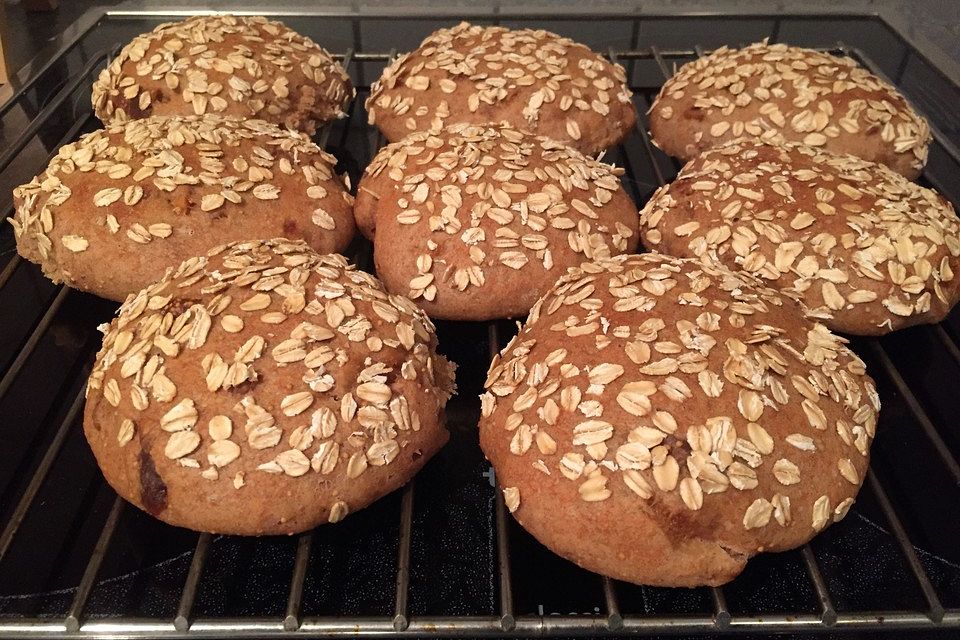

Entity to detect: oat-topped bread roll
[639,139,960,335]
[649,42,930,179]
[11,116,355,302]
[366,22,636,156]
[92,15,353,134]
[356,122,639,320]
[480,254,879,587]
[84,239,455,535]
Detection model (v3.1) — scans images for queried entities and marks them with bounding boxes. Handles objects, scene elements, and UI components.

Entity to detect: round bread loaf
[84,239,455,535]
[366,22,636,156]
[649,42,930,179]
[355,122,639,320]
[639,139,960,335]
[11,116,355,302]
[92,15,353,134]
[480,254,878,587]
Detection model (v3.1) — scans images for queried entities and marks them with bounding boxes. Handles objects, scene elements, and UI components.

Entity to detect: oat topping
[87,239,455,523]
[503,487,521,513]
[639,139,960,333]
[92,15,353,133]
[11,116,353,296]
[366,22,635,153]
[360,122,636,310]
[651,41,930,174]
[481,254,878,539]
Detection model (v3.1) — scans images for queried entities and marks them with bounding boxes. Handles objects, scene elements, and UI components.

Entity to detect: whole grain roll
[11,116,355,301]
[355,122,639,320]
[649,42,930,179]
[639,139,960,335]
[366,22,637,156]
[84,239,455,535]
[480,254,878,587]
[92,15,353,134]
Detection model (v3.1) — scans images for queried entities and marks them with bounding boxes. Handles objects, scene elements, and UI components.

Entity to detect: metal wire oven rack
[0,8,958,639]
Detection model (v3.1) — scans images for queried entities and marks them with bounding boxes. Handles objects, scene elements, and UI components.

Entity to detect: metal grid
[0,10,957,638]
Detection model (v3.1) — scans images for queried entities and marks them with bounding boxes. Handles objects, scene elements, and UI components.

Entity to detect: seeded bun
[480,254,878,587]
[11,116,355,302]
[649,42,930,179]
[83,239,455,535]
[639,139,960,335]
[355,122,639,321]
[366,22,636,156]
[92,15,353,134]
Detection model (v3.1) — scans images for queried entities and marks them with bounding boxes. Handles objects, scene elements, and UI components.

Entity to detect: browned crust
[480,254,878,586]
[355,122,640,321]
[91,15,354,135]
[11,116,355,302]
[648,42,930,179]
[83,239,456,535]
[638,139,960,335]
[366,22,637,156]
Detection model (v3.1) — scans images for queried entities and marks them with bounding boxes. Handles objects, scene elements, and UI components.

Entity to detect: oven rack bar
[2,609,960,638]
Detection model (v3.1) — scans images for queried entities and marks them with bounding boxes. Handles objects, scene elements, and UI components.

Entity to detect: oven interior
[0,9,957,638]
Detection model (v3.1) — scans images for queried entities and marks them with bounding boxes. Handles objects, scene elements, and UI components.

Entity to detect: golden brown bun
[480,254,878,587]
[355,122,639,320]
[84,239,455,535]
[648,42,930,179]
[639,139,960,335]
[366,22,636,156]
[92,15,353,134]
[12,116,355,302]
